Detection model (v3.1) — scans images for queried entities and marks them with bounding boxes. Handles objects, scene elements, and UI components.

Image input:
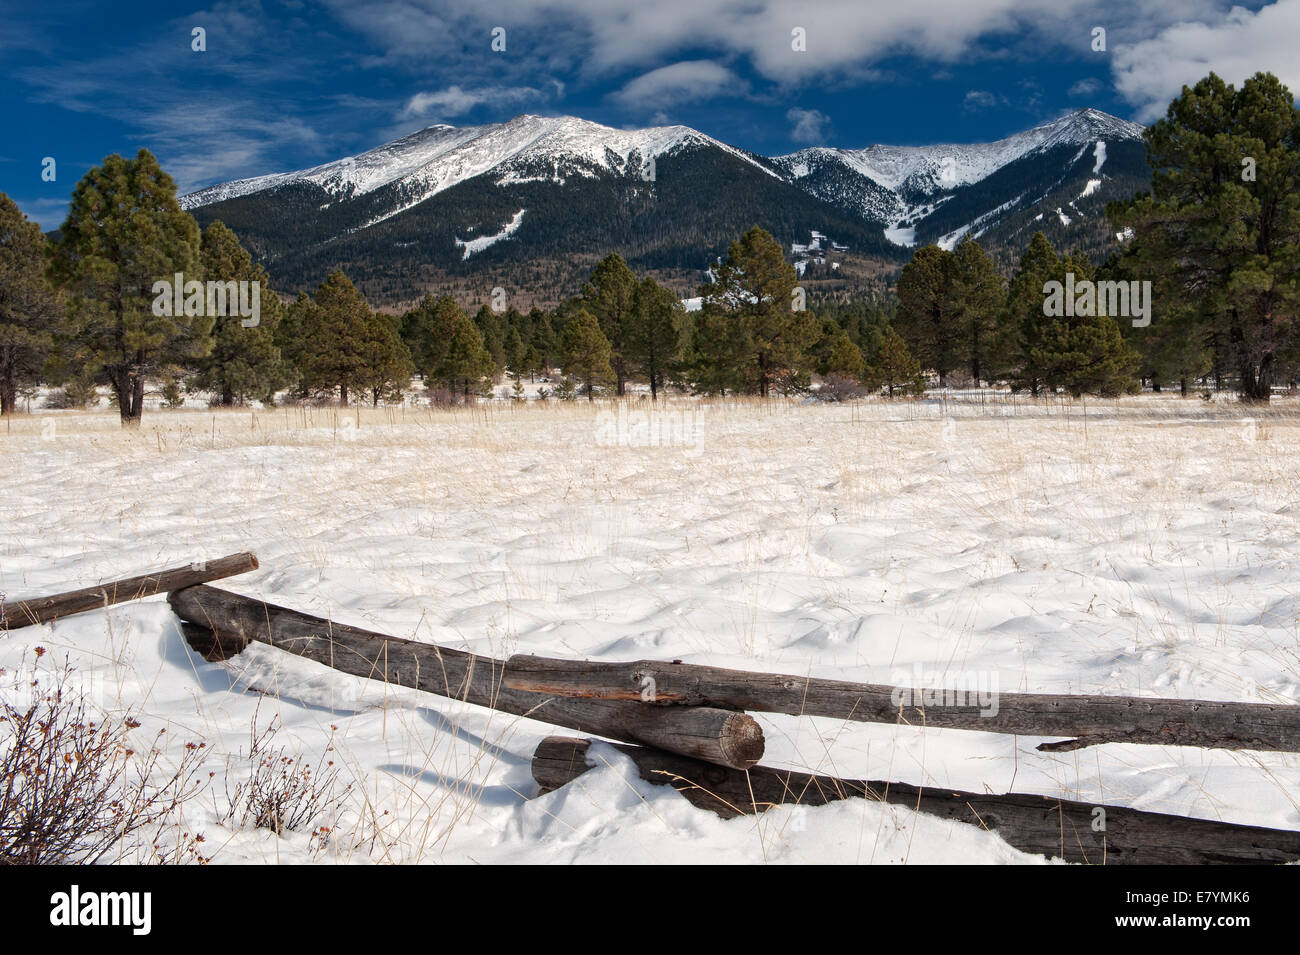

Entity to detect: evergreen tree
[296,270,371,404]
[434,311,494,398]
[49,149,207,426]
[827,331,865,378]
[702,226,814,397]
[531,313,558,371]
[684,307,749,396]
[895,244,961,385]
[581,253,637,395]
[1110,71,1300,401]
[949,238,1007,383]
[400,294,461,380]
[361,310,413,405]
[504,325,526,375]
[1031,251,1141,396]
[1005,232,1061,395]
[561,307,614,401]
[473,304,506,375]
[865,326,925,397]
[191,221,285,405]
[625,276,684,400]
[0,193,61,415]
[522,344,543,382]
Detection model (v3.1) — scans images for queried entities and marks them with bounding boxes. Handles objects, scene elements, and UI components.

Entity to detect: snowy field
[2,393,1299,864]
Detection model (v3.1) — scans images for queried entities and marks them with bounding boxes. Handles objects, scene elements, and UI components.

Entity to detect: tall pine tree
[49,149,207,426]
[191,221,285,405]
[0,193,61,415]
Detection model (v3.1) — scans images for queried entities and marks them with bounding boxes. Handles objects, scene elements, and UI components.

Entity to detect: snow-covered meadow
[2,393,1299,864]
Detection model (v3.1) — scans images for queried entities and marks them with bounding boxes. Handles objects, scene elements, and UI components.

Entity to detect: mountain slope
[182,109,1150,303]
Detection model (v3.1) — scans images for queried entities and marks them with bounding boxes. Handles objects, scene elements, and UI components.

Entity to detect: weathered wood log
[1,553,260,631]
[505,655,1300,754]
[533,736,1300,865]
[169,585,763,769]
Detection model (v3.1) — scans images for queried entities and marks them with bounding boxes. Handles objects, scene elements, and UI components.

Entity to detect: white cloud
[1068,77,1102,97]
[786,107,829,143]
[962,89,1005,111]
[1112,1,1300,122]
[402,85,545,119]
[612,61,741,109]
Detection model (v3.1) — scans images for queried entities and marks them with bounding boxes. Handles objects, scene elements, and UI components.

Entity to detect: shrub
[0,652,208,864]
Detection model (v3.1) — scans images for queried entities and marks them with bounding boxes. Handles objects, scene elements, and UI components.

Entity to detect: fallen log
[169,585,763,770]
[504,655,1300,754]
[1,553,260,631]
[533,736,1300,865]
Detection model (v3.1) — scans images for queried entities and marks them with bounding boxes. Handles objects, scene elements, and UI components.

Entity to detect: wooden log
[0,553,260,631]
[504,655,1300,754]
[532,736,1300,865]
[168,585,763,770]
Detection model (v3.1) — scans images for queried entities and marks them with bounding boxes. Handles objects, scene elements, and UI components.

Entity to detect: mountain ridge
[180,108,1150,304]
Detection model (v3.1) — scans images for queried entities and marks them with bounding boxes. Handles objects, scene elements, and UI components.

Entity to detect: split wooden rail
[6,553,1300,864]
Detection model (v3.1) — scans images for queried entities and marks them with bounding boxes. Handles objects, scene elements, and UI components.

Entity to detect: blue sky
[3,0,1293,228]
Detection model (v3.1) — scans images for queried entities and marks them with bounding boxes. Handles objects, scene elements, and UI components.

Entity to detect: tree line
[892,70,1300,402]
[4,69,1297,423]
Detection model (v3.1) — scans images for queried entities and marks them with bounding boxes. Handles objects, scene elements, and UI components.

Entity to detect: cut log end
[719,712,765,769]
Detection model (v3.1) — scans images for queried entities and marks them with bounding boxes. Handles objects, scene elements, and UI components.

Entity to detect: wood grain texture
[1,553,259,631]
[532,736,1300,865]
[505,654,1300,753]
[169,585,763,769]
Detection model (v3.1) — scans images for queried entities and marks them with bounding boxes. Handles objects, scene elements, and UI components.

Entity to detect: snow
[885,223,916,247]
[180,114,781,216]
[6,393,1293,864]
[1057,207,1072,226]
[1078,178,1102,199]
[776,108,1142,198]
[455,209,526,260]
[1092,141,1107,174]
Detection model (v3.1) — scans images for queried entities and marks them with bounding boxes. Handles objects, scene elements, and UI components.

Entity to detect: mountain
[182,109,1149,304]
[773,109,1148,263]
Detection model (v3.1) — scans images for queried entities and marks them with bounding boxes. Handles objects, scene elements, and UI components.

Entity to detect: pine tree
[49,149,207,426]
[1110,71,1300,401]
[504,325,526,376]
[434,310,494,398]
[0,193,61,415]
[400,294,462,380]
[684,307,750,395]
[827,331,865,378]
[522,344,543,382]
[581,253,637,395]
[1005,232,1061,396]
[296,270,372,404]
[531,313,558,371]
[361,310,413,405]
[561,307,614,401]
[895,244,961,385]
[865,326,924,398]
[473,304,506,375]
[702,226,815,397]
[1031,252,1140,397]
[949,238,1007,383]
[625,276,684,400]
[191,221,285,405]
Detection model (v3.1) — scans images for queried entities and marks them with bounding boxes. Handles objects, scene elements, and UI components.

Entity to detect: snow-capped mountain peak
[180,113,772,211]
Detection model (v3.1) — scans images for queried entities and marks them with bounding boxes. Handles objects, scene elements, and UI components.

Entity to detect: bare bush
[222,705,350,841]
[0,651,210,864]
[816,374,868,402]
